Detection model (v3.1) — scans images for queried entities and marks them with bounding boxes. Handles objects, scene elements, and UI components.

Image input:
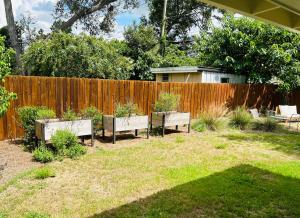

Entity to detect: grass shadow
[89,164,300,217]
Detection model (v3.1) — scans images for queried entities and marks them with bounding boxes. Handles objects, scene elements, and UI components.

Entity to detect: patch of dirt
[0,140,41,185]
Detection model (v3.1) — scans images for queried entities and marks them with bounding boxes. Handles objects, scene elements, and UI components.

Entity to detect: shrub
[33,145,54,163]
[114,102,141,117]
[192,120,207,132]
[252,117,279,132]
[51,130,79,154]
[33,167,55,179]
[67,143,87,159]
[81,107,103,132]
[18,106,56,149]
[62,108,77,121]
[154,93,180,112]
[230,107,252,130]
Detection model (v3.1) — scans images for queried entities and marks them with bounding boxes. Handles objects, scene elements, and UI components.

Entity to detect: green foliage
[192,120,207,132]
[148,0,216,41]
[67,144,87,159]
[114,102,141,117]
[0,36,17,117]
[195,14,300,93]
[33,167,55,180]
[62,108,77,121]
[33,145,54,163]
[17,106,56,149]
[81,107,103,132]
[154,93,180,112]
[252,117,279,132]
[230,107,252,130]
[50,129,86,159]
[214,143,228,149]
[51,130,79,155]
[175,135,185,143]
[22,32,134,79]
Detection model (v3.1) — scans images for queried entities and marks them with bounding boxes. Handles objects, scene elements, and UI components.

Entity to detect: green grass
[33,167,55,180]
[1,129,300,217]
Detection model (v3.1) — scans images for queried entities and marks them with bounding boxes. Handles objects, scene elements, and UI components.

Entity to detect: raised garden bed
[103,115,149,144]
[151,112,191,137]
[35,119,94,146]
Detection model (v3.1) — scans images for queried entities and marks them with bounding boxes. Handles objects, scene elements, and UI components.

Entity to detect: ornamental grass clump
[252,117,279,132]
[230,106,252,130]
[154,93,180,112]
[193,105,228,132]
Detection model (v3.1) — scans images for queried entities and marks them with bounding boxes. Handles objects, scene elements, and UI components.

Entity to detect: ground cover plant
[1,126,300,217]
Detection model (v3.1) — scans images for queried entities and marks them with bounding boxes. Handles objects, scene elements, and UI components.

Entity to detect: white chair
[271,105,300,130]
[249,109,260,119]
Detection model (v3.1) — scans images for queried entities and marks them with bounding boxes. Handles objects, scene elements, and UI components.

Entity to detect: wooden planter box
[151,112,191,137]
[103,115,149,144]
[35,119,94,146]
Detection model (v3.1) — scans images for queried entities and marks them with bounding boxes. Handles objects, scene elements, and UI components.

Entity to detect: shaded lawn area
[1,129,300,217]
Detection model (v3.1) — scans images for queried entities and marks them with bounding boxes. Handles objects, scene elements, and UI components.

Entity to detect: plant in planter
[81,106,103,133]
[103,102,149,144]
[151,93,191,137]
[35,108,94,146]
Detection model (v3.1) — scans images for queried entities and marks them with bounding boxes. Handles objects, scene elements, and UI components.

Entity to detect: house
[151,66,246,84]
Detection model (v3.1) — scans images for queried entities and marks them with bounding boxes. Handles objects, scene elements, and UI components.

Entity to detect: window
[162,73,169,82]
[221,77,229,83]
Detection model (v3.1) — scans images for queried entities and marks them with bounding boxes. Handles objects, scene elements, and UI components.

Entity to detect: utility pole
[160,0,168,56]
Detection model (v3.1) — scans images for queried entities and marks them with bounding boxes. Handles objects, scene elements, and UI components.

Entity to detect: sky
[0,0,149,39]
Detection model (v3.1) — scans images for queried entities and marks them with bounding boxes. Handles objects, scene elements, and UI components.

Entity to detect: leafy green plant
[114,102,141,117]
[17,106,56,149]
[154,93,180,112]
[33,167,55,180]
[192,120,207,132]
[51,129,86,159]
[81,107,103,132]
[0,36,17,118]
[33,145,54,163]
[252,117,279,132]
[230,107,252,130]
[62,108,77,121]
[51,130,79,154]
[67,143,87,159]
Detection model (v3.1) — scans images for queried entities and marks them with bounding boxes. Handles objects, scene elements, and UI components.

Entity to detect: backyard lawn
[1,128,300,217]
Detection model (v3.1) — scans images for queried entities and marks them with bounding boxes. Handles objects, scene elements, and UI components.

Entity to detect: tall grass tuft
[230,106,252,130]
[252,117,279,132]
[193,105,228,132]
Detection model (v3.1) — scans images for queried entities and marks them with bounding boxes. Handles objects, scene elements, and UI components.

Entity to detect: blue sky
[0,0,148,39]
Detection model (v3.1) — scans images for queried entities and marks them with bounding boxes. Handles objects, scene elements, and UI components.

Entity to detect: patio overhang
[200,0,300,33]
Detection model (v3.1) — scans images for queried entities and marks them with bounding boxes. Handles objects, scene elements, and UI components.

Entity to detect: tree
[147,0,216,42]
[195,14,300,97]
[53,0,138,34]
[3,0,22,68]
[0,36,17,117]
[21,32,134,80]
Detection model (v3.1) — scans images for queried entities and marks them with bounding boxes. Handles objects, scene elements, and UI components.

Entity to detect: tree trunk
[3,0,22,72]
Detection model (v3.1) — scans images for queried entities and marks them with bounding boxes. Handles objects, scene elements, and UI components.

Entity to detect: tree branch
[58,0,117,31]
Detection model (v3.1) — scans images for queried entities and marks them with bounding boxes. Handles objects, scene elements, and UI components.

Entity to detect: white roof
[150,66,221,74]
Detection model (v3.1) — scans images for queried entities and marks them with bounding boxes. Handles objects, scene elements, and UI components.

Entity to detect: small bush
[51,130,79,154]
[17,106,56,149]
[154,93,180,112]
[33,145,54,163]
[252,117,279,132]
[62,108,77,121]
[114,102,141,117]
[33,167,55,180]
[192,120,207,132]
[81,106,103,132]
[67,143,87,159]
[230,107,252,130]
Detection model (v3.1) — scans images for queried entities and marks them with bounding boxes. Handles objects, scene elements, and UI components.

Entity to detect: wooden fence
[0,76,282,140]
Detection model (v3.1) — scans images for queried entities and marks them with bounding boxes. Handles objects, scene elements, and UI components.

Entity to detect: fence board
[0,75,284,140]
